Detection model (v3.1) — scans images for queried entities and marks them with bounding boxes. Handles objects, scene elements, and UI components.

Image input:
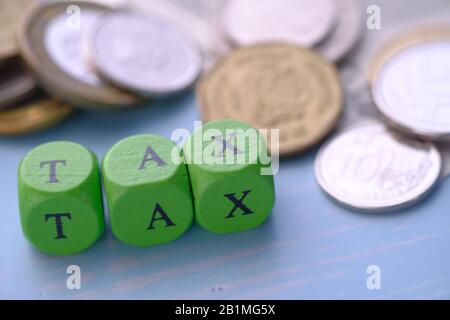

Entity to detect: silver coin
[129,0,230,71]
[315,122,441,212]
[44,7,105,87]
[0,58,37,109]
[88,11,203,97]
[315,0,363,62]
[221,0,337,48]
[19,1,140,109]
[372,39,450,141]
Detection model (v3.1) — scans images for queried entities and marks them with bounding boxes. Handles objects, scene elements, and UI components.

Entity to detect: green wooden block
[102,134,193,247]
[18,141,105,256]
[183,119,275,234]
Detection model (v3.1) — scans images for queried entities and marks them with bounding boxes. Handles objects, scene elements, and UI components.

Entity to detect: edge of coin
[0,57,38,109]
[368,25,450,141]
[0,96,73,135]
[219,0,338,49]
[315,0,365,63]
[16,0,142,110]
[314,120,442,213]
[0,0,34,61]
[369,24,450,83]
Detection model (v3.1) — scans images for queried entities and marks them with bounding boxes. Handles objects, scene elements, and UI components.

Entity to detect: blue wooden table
[1,0,450,300]
[1,92,450,299]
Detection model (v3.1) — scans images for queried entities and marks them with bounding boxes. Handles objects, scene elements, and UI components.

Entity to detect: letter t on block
[18,141,105,256]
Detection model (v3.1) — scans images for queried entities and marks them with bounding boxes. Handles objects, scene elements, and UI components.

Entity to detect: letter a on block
[139,146,167,169]
[102,134,193,247]
[147,203,176,230]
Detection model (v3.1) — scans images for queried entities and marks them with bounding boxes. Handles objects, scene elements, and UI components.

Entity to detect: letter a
[139,146,167,170]
[147,203,176,230]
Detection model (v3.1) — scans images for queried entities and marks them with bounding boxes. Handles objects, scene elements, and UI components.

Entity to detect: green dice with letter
[18,141,105,256]
[183,119,275,234]
[102,134,194,247]
[17,122,276,255]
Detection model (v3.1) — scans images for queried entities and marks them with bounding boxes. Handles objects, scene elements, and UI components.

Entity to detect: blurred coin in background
[34,0,126,8]
[88,11,202,97]
[198,43,343,156]
[315,122,442,212]
[18,0,141,110]
[0,0,33,62]
[0,91,72,135]
[130,0,230,70]
[337,62,382,129]
[315,0,364,63]
[370,27,450,141]
[0,57,37,110]
[220,0,337,48]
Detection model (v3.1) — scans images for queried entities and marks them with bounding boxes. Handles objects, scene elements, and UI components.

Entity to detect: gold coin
[0,94,73,135]
[17,1,141,110]
[0,0,32,61]
[198,43,343,156]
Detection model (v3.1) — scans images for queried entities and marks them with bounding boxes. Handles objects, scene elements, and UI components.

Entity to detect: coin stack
[0,0,203,135]
[197,0,364,156]
[315,26,450,212]
[0,0,73,135]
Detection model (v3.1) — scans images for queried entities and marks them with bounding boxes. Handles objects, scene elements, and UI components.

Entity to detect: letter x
[224,190,253,219]
[211,132,243,158]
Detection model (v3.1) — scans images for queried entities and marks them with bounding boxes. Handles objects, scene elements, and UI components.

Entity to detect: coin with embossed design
[198,43,343,156]
[370,27,450,141]
[220,0,337,48]
[18,1,141,109]
[88,11,202,97]
[315,122,441,212]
